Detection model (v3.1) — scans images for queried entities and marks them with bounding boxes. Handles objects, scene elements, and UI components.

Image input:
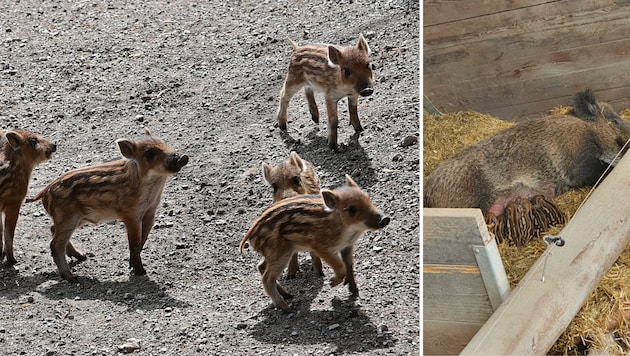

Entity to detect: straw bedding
[424,108,630,355]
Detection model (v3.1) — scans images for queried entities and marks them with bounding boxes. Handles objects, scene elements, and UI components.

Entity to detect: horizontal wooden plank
[423,0,630,120]
[424,320,484,355]
[423,208,491,265]
[423,0,558,27]
[423,270,494,324]
[424,264,480,274]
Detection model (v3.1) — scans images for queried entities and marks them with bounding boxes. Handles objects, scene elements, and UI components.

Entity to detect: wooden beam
[461,153,630,354]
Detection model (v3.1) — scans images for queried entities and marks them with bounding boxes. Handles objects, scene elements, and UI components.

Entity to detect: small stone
[401,135,418,147]
[236,323,247,330]
[117,338,141,353]
[328,323,340,330]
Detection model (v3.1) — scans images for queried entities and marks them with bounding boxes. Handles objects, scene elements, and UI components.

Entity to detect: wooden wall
[423,0,630,122]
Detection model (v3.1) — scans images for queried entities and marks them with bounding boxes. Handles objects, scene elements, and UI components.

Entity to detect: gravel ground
[0,1,420,355]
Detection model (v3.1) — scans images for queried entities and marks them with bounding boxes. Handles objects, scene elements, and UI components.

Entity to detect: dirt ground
[0,1,420,355]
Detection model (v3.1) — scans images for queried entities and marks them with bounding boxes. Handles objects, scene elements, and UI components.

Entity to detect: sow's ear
[116,139,137,159]
[572,89,599,121]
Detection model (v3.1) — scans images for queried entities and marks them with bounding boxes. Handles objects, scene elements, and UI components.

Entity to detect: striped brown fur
[240,175,389,310]
[262,151,322,278]
[0,129,56,265]
[277,34,375,150]
[30,134,188,282]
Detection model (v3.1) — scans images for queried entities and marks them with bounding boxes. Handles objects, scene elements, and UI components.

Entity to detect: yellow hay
[424,109,630,354]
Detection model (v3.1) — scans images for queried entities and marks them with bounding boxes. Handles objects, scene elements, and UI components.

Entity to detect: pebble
[328,323,340,330]
[117,338,141,353]
[400,135,418,147]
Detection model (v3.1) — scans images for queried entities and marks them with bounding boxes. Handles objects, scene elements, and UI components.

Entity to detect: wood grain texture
[424,0,630,121]
[423,208,506,355]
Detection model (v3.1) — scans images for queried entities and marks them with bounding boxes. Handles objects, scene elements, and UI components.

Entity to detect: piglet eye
[292,176,302,186]
[343,68,352,78]
[271,183,279,193]
[145,149,158,161]
[30,138,38,147]
[346,206,358,217]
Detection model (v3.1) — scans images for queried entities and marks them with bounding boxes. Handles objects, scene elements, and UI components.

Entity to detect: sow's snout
[165,154,189,173]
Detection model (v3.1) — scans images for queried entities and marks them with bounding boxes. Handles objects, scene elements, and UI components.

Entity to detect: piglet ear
[261,162,273,185]
[322,189,338,210]
[345,174,359,188]
[328,46,342,67]
[356,34,370,55]
[5,131,22,150]
[116,139,136,159]
[289,151,307,172]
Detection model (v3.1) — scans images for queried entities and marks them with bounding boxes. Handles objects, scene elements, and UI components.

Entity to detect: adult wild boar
[424,89,630,243]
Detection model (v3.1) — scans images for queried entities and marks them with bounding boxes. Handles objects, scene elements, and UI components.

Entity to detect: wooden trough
[424,0,630,122]
[424,148,630,355]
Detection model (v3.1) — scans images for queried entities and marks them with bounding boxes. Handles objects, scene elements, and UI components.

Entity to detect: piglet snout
[360,87,374,97]
[378,216,390,228]
[165,154,189,172]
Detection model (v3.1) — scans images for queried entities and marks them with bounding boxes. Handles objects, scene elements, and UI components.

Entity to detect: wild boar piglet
[30,133,188,282]
[0,129,56,265]
[241,175,390,310]
[277,34,375,150]
[262,151,323,278]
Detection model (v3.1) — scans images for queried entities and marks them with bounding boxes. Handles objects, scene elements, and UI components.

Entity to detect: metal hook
[541,235,565,282]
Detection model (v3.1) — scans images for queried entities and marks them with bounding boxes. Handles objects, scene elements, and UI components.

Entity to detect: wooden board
[460,153,630,354]
[423,208,510,355]
[424,0,630,122]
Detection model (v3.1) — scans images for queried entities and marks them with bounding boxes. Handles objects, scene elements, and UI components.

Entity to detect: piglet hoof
[133,267,147,276]
[4,256,17,266]
[328,142,339,152]
[61,274,80,284]
[274,299,291,311]
[330,276,344,287]
[310,115,319,124]
[75,254,87,262]
[353,125,364,133]
[278,122,287,131]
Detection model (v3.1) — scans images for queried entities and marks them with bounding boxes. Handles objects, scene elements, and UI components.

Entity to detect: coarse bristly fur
[0,129,56,265]
[424,88,630,246]
[29,134,189,283]
[277,34,375,150]
[240,175,390,310]
[261,151,323,278]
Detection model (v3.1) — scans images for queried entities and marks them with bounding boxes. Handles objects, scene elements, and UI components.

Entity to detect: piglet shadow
[0,268,188,311]
[248,268,394,354]
[280,127,378,189]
